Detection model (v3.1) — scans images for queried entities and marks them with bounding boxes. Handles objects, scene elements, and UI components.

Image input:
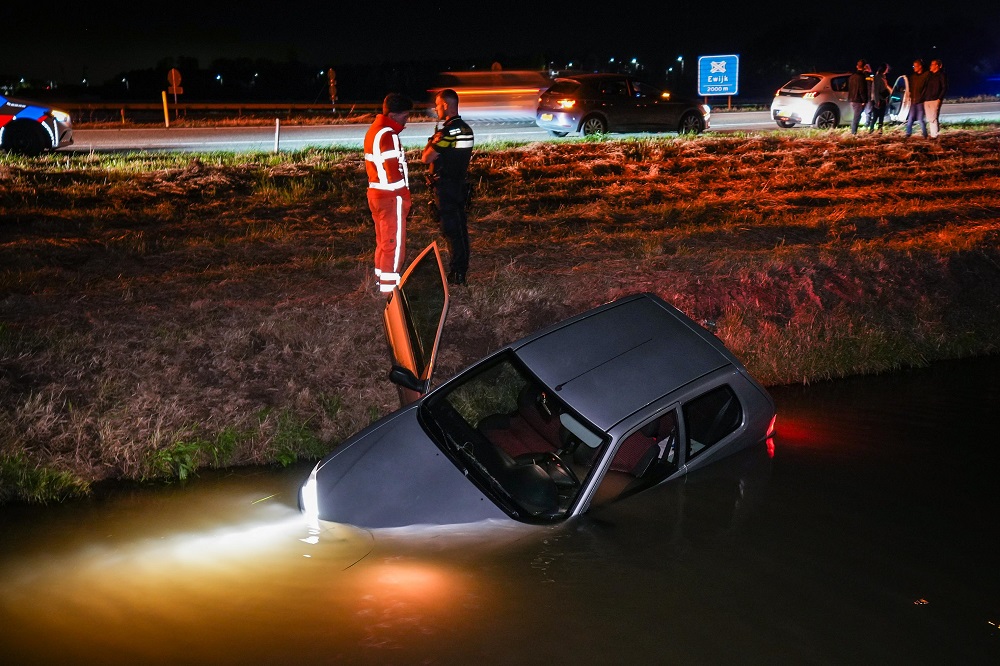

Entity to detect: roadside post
[161,91,170,128]
[327,68,337,113]
[166,68,183,124]
[698,54,739,110]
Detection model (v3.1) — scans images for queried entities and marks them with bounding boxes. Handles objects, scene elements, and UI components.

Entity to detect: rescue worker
[365,93,413,297]
[421,89,474,286]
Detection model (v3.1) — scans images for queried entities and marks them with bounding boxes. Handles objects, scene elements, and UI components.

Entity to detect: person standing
[925,59,948,139]
[867,63,893,132]
[848,59,870,135]
[422,88,475,286]
[365,93,413,297]
[905,59,929,138]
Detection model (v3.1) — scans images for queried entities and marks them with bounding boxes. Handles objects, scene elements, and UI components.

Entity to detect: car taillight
[557,99,576,110]
[803,92,818,99]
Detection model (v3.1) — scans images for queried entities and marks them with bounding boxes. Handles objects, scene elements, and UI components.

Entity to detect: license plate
[541,113,553,121]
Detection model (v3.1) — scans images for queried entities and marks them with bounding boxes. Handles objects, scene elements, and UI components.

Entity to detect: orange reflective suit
[364,114,410,294]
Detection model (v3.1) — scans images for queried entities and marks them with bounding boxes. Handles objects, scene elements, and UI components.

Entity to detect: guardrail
[63,101,383,124]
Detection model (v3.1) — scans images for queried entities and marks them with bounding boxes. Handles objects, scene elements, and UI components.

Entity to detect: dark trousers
[435,179,470,275]
[868,103,886,131]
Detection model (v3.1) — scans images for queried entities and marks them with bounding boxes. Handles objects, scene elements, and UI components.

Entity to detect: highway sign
[698,55,739,96]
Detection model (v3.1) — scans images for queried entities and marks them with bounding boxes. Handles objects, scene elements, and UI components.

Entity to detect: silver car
[300,243,776,528]
[771,71,860,129]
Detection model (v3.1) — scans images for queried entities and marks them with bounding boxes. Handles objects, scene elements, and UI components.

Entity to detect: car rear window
[546,80,581,95]
[781,76,821,91]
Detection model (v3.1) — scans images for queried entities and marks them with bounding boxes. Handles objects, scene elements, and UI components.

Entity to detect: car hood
[310,405,508,528]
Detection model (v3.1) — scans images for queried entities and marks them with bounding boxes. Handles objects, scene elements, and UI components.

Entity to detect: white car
[770,71,860,130]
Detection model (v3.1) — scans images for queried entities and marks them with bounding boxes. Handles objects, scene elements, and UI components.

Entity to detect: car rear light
[660,91,671,100]
[557,99,576,110]
[803,92,817,99]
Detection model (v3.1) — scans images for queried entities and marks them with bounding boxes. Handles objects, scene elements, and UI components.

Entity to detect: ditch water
[2,356,999,664]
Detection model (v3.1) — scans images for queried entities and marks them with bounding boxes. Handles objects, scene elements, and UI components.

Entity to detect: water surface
[2,357,998,664]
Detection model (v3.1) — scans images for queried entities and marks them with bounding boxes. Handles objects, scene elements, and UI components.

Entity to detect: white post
[274,118,280,153]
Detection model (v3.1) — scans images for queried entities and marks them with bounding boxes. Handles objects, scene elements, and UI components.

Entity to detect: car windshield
[781,75,821,91]
[420,352,606,523]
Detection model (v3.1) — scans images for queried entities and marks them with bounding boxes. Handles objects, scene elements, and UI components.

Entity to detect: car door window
[831,76,849,93]
[384,242,449,405]
[683,385,742,462]
[591,409,680,506]
[598,79,628,97]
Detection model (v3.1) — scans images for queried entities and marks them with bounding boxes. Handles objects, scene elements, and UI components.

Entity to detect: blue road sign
[698,55,739,96]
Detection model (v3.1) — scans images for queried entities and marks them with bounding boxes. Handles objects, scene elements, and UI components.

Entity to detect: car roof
[511,294,735,432]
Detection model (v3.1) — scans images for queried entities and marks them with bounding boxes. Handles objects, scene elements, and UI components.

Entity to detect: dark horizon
[5,2,1000,99]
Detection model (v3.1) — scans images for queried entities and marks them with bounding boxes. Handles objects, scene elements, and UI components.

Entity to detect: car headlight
[301,465,320,523]
[50,109,71,123]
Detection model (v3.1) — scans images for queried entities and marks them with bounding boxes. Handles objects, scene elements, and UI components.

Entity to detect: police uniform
[364,113,410,295]
[427,115,474,283]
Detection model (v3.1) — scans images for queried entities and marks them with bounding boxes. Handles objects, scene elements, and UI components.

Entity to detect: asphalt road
[68,102,1000,153]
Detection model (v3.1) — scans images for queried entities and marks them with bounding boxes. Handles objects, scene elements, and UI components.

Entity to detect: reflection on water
[2,357,999,664]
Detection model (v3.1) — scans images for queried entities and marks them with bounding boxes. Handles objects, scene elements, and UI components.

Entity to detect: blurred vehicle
[535,73,710,137]
[0,95,73,155]
[300,242,775,529]
[428,70,551,120]
[886,75,911,123]
[770,72,866,129]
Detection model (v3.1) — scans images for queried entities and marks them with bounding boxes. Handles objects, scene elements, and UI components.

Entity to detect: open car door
[383,242,450,406]
[887,75,910,124]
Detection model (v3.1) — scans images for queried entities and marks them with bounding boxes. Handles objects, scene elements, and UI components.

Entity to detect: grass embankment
[2,127,1000,502]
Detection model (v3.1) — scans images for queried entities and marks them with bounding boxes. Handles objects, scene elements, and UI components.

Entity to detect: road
[68,102,1000,153]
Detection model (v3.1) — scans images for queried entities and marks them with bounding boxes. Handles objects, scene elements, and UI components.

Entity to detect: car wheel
[814,107,839,130]
[580,115,607,136]
[776,119,796,128]
[548,130,569,137]
[678,112,704,135]
[0,121,46,156]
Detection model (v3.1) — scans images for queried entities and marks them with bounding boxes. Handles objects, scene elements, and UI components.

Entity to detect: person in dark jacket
[925,59,948,138]
[867,63,893,132]
[905,59,929,138]
[848,59,870,135]
[421,89,475,285]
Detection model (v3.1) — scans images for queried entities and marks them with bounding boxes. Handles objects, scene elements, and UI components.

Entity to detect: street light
[216,74,223,85]
[677,55,685,76]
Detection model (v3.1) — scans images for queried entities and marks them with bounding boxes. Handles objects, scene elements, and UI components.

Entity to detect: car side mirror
[388,365,429,394]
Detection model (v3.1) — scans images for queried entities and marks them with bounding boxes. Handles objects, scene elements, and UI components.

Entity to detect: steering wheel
[517,452,580,488]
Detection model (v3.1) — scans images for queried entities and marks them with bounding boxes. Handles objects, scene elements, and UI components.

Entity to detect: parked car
[0,95,73,155]
[770,71,865,129]
[535,73,710,137]
[300,243,776,529]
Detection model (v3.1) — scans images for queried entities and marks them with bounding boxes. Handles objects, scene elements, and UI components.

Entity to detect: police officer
[421,89,474,286]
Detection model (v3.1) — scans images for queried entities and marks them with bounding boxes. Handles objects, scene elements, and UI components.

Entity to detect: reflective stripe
[365,126,409,190]
[393,195,403,273]
[379,283,396,293]
[381,272,400,281]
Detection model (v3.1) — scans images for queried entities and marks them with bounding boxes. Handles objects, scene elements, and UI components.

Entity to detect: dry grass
[3,126,1000,500]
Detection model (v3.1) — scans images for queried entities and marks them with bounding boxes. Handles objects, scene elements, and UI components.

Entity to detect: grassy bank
[3,126,1000,502]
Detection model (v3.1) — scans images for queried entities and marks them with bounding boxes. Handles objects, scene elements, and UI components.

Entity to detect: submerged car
[0,95,73,155]
[535,73,710,137]
[771,71,862,129]
[301,243,775,529]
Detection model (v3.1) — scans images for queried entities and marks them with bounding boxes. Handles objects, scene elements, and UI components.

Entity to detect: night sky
[5,1,1000,94]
